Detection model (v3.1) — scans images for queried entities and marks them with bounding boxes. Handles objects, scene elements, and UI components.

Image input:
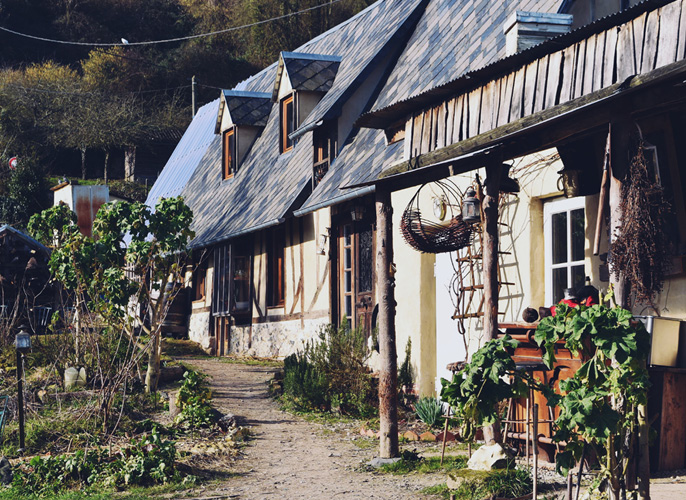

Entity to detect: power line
[1,82,190,96]
[0,0,346,47]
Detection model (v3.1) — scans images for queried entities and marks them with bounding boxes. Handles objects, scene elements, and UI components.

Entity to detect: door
[337,218,375,338]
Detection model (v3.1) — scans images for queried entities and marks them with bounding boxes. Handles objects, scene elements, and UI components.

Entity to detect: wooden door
[337,219,375,338]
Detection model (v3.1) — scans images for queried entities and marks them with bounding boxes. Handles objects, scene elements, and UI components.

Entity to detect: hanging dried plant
[611,144,672,306]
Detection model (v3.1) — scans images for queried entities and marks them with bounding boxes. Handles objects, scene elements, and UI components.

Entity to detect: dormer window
[215,90,271,179]
[281,94,295,153]
[223,127,237,179]
[313,121,338,187]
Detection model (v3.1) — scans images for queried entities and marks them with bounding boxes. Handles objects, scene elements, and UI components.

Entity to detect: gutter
[190,217,285,249]
[293,185,375,217]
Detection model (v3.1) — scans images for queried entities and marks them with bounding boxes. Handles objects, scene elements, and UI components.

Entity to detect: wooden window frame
[544,197,586,305]
[222,127,237,179]
[192,257,208,302]
[313,122,338,187]
[267,227,285,308]
[280,94,295,153]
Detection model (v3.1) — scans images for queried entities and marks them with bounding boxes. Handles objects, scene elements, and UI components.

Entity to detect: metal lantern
[15,328,31,352]
[557,168,580,198]
[462,188,481,223]
[351,205,365,221]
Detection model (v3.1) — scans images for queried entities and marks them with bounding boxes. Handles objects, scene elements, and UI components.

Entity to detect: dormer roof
[215,90,272,133]
[272,52,342,101]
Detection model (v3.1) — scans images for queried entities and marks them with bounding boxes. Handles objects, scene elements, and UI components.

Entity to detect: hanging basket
[400,180,473,254]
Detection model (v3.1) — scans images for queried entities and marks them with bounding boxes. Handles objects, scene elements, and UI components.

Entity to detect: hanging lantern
[351,205,365,221]
[557,168,580,198]
[462,188,481,223]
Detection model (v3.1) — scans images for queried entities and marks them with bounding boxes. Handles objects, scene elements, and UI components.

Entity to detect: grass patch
[448,468,532,500]
[0,482,194,500]
[162,339,209,358]
[378,452,467,475]
[219,355,283,367]
[421,484,451,499]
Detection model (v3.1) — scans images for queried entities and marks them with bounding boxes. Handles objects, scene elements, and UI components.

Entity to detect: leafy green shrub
[282,320,376,417]
[174,370,215,429]
[398,338,414,399]
[11,427,179,495]
[415,396,444,429]
[449,468,532,499]
[282,352,328,410]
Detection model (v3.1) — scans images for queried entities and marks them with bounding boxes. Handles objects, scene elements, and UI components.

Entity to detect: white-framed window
[544,197,586,305]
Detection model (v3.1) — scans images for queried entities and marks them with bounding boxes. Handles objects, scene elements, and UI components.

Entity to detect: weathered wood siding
[405,0,686,158]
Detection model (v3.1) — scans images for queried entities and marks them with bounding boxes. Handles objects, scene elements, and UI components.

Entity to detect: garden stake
[440,411,449,466]
[575,444,587,500]
[526,388,531,466]
[533,404,539,500]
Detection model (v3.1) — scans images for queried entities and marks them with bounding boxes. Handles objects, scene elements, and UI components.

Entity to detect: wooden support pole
[375,186,399,459]
[533,404,539,500]
[482,161,503,445]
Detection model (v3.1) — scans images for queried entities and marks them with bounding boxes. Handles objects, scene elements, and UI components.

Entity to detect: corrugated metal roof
[145,100,217,204]
[0,224,51,256]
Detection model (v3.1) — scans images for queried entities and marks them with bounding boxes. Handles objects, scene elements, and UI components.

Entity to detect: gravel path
[182,359,442,500]
[177,359,686,500]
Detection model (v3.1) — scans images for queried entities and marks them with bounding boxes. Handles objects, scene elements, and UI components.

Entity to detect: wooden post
[375,186,399,459]
[482,161,503,445]
[533,404,539,500]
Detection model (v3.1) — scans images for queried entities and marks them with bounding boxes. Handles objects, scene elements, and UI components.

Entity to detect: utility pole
[192,75,197,118]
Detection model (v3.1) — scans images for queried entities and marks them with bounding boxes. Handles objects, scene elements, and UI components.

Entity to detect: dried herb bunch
[611,144,672,306]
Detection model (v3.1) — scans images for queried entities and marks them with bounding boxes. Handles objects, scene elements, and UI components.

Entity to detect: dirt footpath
[181,359,686,500]
[184,359,441,500]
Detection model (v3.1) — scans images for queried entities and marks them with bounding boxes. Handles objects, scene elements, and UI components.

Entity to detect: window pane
[552,212,567,264]
[571,265,585,292]
[345,247,352,269]
[571,208,585,262]
[285,99,293,149]
[344,270,351,292]
[345,296,352,318]
[344,225,351,245]
[358,227,373,293]
[552,267,567,304]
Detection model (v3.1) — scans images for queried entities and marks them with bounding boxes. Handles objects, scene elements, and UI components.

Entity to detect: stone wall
[188,310,212,350]
[230,315,329,358]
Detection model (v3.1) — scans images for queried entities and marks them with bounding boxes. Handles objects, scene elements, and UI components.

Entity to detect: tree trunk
[145,330,161,394]
[81,147,87,180]
[125,146,136,181]
[104,150,110,184]
[375,186,399,459]
[482,161,503,446]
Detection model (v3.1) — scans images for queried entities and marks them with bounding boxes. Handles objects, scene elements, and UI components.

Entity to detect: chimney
[504,12,573,56]
[51,181,109,238]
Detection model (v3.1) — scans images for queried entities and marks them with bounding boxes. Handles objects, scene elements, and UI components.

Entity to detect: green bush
[11,427,179,495]
[174,370,215,429]
[282,320,376,417]
[415,396,444,429]
[449,468,532,499]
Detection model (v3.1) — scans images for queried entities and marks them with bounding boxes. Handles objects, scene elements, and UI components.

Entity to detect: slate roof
[295,128,403,216]
[150,0,566,247]
[369,0,561,114]
[216,91,272,133]
[282,52,342,94]
[162,0,424,249]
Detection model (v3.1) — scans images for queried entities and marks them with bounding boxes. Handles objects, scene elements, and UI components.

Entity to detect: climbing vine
[440,294,650,497]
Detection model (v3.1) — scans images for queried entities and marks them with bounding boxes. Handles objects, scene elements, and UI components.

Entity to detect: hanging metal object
[462,188,481,223]
[400,180,472,253]
[557,167,580,198]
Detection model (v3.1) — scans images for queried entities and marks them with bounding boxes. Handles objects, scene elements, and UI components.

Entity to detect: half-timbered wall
[404,0,686,158]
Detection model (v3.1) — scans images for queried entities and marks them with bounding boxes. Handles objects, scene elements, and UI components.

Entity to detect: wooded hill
[0,0,373,225]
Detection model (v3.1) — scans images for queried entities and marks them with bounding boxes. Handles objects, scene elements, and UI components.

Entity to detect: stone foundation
[230,316,329,358]
[188,310,212,350]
